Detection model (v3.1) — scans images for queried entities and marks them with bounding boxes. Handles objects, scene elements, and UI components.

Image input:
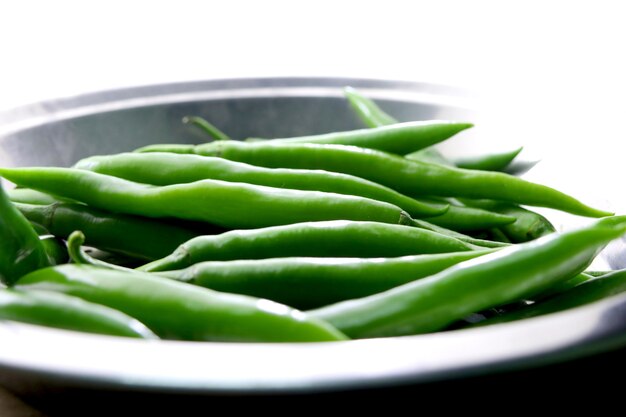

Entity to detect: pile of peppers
[1,88,624,342]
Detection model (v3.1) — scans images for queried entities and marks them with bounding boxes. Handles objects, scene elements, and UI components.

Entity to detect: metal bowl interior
[0,77,625,394]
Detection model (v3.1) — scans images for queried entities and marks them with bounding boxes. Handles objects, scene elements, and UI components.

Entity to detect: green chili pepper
[67,231,131,272]
[67,230,492,309]
[460,199,556,242]
[16,264,347,342]
[309,216,626,338]
[139,220,480,272]
[344,87,557,240]
[343,87,450,164]
[0,167,419,230]
[7,188,70,205]
[183,116,231,141]
[76,152,525,232]
[486,227,512,243]
[39,234,69,265]
[404,148,451,165]
[262,120,473,155]
[13,202,204,261]
[344,86,397,128]
[74,152,447,218]
[157,250,495,309]
[26,222,69,265]
[394,218,507,249]
[532,272,594,300]
[135,140,610,218]
[474,269,626,327]
[0,289,157,338]
[453,147,524,172]
[0,184,52,285]
[77,154,519,234]
[419,197,516,232]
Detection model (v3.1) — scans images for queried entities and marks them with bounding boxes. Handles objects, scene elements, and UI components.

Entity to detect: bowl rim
[0,76,623,394]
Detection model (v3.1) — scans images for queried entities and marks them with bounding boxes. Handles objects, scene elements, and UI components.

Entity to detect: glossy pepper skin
[419,197,516,232]
[183,116,231,141]
[460,199,556,242]
[139,220,481,272]
[453,147,523,172]
[7,188,70,205]
[408,218,509,249]
[344,87,558,241]
[27,222,69,265]
[77,153,527,233]
[0,167,414,230]
[39,235,69,265]
[344,86,450,165]
[0,184,52,285]
[343,87,397,128]
[16,264,347,342]
[259,120,473,155]
[74,152,447,218]
[475,269,626,326]
[309,216,626,339]
[158,250,495,309]
[137,140,610,218]
[14,202,204,261]
[0,289,157,339]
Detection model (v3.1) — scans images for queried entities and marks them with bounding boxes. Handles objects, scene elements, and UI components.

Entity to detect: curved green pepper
[344,87,557,240]
[309,216,626,338]
[453,147,523,172]
[136,140,610,218]
[263,120,473,155]
[0,289,157,339]
[0,184,51,285]
[0,167,416,230]
[139,220,481,272]
[158,250,496,309]
[16,264,347,342]
[74,152,447,218]
[474,269,626,326]
[14,202,204,260]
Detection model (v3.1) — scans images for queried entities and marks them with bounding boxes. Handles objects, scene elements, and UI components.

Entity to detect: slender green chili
[67,231,131,272]
[419,197,516,232]
[342,88,452,164]
[16,264,347,342]
[39,235,68,265]
[473,269,626,326]
[344,87,558,240]
[0,184,52,285]
[74,152,448,218]
[0,289,158,338]
[139,220,480,272]
[0,167,420,230]
[460,199,556,242]
[183,116,230,141]
[7,188,70,205]
[13,202,204,260]
[309,216,626,338]
[453,147,523,172]
[135,140,610,218]
[344,86,397,128]
[157,250,496,309]
[251,120,473,155]
[27,222,69,265]
[394,218,507,249]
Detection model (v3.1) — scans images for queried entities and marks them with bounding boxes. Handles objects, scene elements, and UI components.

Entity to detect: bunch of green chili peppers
[0,87,624,343]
